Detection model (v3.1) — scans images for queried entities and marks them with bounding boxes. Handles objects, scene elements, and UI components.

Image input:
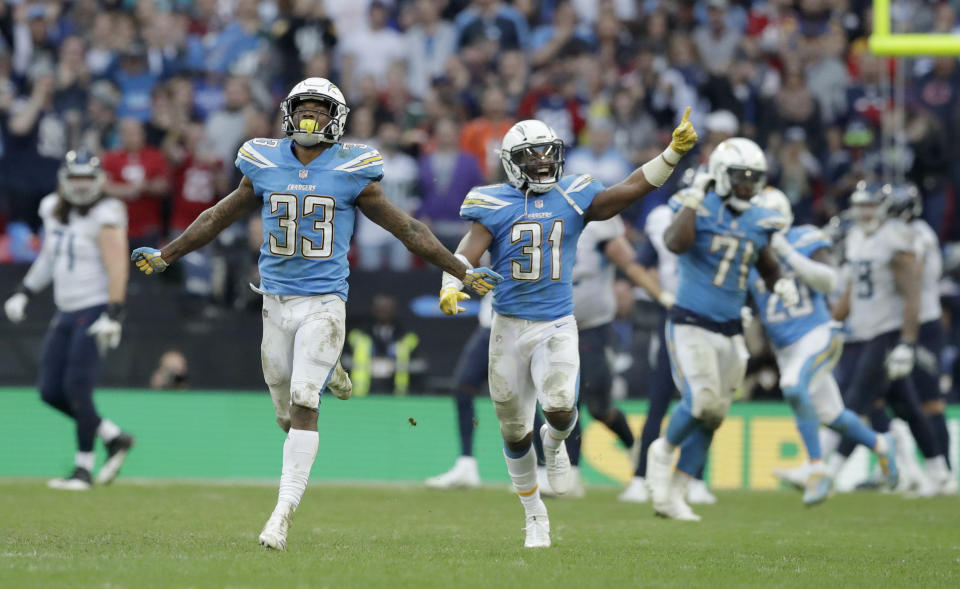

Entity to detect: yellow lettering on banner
[581,416,646,484]
[709,417,744,489]
[749,417,807,489]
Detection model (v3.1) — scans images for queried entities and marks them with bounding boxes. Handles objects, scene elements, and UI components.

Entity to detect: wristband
[640,146,683,187]
[106,302,126,321]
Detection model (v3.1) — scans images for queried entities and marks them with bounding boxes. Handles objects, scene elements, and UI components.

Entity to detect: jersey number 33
[268,193,336,258]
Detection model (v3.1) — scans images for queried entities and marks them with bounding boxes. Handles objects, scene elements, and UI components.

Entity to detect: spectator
[455,0,529,52]
[204,76,252,167]
[347,294,423,396]
[102,117,170,248]
[203,0,264,74]
[565,117,631,188]
[530,0,592,69]
[77,81,121,154]
[1,61,64,230]
[169,122,226,234]
[109,42,163,122]
[517,58,585,145]
[405,0,458,98]
[460,85,514,181]
[418,117,484,249]
[693,0,742,76]
[340,1,406,95]
[271,0,338,92]
[804,28,850,125]
[355,122,419,271]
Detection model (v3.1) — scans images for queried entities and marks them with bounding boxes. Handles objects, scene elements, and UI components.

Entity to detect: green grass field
[1,481,958,588]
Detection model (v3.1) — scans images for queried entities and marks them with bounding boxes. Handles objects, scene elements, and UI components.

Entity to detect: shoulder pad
[237,139,280,170]
[754,208,788,232]
[790,225,831,249]
[38,194,59,219]
[332,146,383,174]
[91,198,128,228]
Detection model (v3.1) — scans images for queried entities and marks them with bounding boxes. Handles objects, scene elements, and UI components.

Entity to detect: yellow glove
[439,286,470,315]
[131,247,168,275]
[669,107,698,156]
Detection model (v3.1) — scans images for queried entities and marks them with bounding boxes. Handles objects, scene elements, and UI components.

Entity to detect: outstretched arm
[161,175,261,264]
[585,107,698,222]
[357,180,468,278]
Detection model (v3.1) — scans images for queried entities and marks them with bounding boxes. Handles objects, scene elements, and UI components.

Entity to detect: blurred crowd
[1,0,960,272]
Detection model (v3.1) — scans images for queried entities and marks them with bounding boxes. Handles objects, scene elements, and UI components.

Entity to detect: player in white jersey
[889,184,956,492]
[3,151,135,490]
[131,78,502,550]
[827,183,949,489]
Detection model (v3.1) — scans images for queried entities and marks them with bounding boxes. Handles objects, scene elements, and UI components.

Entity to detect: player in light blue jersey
[437,111,699,547]
[748,188,897,505]
[645,138,799,521]
[130,78,502,551]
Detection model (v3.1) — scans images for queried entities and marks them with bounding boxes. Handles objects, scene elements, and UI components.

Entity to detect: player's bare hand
[462,267,503,295]
[439,286,470,315]
[669,107,698,156]
[131,247,168,275]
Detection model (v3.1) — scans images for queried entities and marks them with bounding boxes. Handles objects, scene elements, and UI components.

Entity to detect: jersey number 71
[268,193,335,258]
[710,235,754,289]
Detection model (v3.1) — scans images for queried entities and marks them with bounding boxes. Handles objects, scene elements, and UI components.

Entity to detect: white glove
[4,293,28,323]
[657,291,676,309]
[773,277,799,307]
[740,306,755,329]
[769,232,792,258]
[87,313,122,357]
[885,343,915,380]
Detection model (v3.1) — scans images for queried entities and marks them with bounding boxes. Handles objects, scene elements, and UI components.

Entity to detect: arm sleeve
[22,233,56,293]
[782,247,838,294]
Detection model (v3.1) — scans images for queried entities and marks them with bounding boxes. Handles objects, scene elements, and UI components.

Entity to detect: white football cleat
[686,478,717,505]
[327,362,352,400]
[618,477,649,503]
[258,509,291,551]
[523,513,551,548]
[539,424,571,495]
[645,438,673,506]
[654,474,701,522]
[47,467,92,491]
[940,474,959,495]
[773,462,810,491]
[425,456,480,489]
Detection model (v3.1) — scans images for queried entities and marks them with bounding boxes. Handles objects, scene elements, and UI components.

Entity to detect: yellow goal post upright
[868,0,960,56]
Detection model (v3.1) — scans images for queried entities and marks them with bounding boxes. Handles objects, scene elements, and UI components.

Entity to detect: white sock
[826,453,847,479]
[276,429,319,514]
[926,456,949,481]
[504,446,545,516]
[97,419,122,443]
[75,451,95,471]
[542,410,578,452]
[820,428,841,457]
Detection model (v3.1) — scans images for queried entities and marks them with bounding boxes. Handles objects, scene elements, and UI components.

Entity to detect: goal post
[869,0,960,56]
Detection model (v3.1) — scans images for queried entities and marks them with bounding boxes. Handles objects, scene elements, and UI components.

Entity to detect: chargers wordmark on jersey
[460,174,604,321]
[236,138,383,299]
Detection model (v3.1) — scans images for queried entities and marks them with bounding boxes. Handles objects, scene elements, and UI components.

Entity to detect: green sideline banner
[0,388,957,489]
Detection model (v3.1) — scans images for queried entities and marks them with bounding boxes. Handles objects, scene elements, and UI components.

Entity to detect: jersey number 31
[268,193,335,258]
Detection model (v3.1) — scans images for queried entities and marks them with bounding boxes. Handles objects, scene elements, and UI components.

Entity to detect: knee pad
[539,366,577,413]
[690,387,730,430]
[290,381,323,410]
[499,419,530,444]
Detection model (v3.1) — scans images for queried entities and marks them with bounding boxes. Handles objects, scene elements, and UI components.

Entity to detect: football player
[893,184,957,494]
[439,109,698,547]
[826,182,949,493]
[645,138,799,521]
[131,78,502,550]
[3,151,135,490]
[749,187,897,504]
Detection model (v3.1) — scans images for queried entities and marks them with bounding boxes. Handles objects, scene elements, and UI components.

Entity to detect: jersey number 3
[511,220,563,281]
[268,193,335,258]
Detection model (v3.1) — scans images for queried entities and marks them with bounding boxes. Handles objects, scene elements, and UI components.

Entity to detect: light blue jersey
[460,174,603,321]
[670,191,784,324]
[236,138,383,299]
[748,225,833,348]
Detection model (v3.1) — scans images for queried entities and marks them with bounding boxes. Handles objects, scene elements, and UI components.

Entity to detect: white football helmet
[708,137,767,211]
[849,181,886,234]
[499,120,564,194]
[281,77,350,146]
[752,186,793,229]
[58,150,105,206]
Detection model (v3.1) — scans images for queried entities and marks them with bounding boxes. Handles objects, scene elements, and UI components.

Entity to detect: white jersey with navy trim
[913,219,942,323]
[27,194,127,312]
[644,204,678,295]
[573,215,624,329]
[844,219,916,341]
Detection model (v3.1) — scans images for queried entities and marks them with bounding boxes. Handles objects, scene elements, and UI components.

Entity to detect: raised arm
[603,235,674,307]
[584,107,698,222]
[769,234,838,294]
[357,182,501,294]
